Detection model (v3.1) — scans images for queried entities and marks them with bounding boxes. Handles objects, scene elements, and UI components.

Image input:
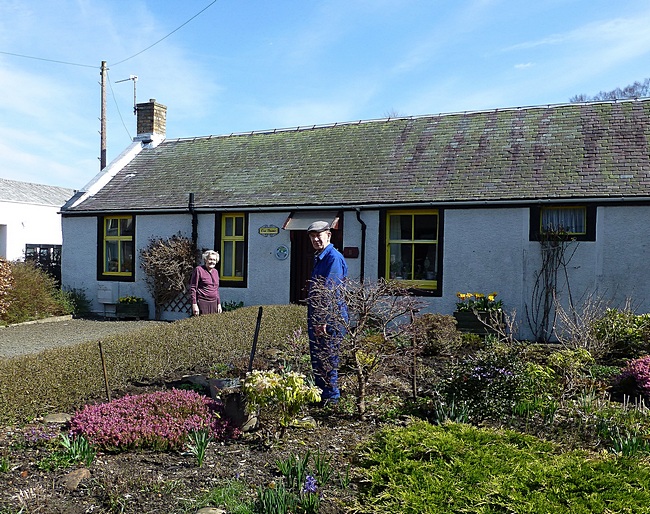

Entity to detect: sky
[1,0,650,190]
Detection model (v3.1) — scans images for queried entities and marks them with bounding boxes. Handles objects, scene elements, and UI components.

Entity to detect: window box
[453,310,502,335]
[115,302,149,320]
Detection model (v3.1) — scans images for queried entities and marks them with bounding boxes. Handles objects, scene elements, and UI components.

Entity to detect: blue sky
[1,0,650,189]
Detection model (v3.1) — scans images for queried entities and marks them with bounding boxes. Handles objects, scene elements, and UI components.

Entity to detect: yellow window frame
[540,206,587,235]
[386,209,438,290]
[103,215,133,277]
[220,213,245,281]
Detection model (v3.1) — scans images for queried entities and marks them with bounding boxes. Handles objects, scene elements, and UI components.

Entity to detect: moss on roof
[67,100,650,213]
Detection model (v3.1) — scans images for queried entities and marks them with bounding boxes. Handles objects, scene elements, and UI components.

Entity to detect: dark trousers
[307,325,344,400]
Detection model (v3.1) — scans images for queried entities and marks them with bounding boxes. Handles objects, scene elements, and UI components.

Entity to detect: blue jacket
[307,244,348,326]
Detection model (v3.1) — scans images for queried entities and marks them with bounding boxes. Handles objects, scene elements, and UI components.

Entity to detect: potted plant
[453,292,503,335]
[207,362,241,397]
[115,296,149,320]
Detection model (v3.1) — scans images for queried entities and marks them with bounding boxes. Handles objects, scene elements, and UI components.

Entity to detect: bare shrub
[309,278,422,416]
[554,292,611,358]
[139,233,195,320]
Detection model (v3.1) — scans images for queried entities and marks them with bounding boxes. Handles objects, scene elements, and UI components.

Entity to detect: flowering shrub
[69,389,237,450]
[455,291,503,312]
[614,355,650,398]
[243,370,321,435]
[117,295,146,304]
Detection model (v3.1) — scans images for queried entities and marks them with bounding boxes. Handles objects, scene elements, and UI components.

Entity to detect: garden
[3,256,650,512]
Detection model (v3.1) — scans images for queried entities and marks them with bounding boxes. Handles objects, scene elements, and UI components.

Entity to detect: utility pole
[100,60,107,170]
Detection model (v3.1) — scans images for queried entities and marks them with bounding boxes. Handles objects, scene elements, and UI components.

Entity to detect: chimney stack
[135,98,167,142]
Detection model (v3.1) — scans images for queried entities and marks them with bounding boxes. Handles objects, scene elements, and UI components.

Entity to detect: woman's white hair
[202,249,220,263]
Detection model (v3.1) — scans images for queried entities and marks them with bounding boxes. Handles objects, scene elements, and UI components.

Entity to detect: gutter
[61,195,650,216]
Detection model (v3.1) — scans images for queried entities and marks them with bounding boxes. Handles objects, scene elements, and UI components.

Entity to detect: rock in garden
[196,508,226,514]
[61,468,91,491]
[44,413,71,424]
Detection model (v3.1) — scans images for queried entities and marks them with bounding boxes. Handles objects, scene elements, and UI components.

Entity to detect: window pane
[106,219,119,236]
[414,243,437,280]
[542,208,585,234]
[120,218,134,237]
[105,241,119,272]
[225,217,234,237]
[223,241,234,276]
[414,215,437,240]
[235,216,244,237]
[120,241,133,272]
[235,241,244,276]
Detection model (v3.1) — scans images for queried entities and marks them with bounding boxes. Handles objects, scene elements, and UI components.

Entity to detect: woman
[189,250,222,315]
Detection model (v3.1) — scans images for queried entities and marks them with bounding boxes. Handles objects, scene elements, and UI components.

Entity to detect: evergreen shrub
[1,261,72,325]
[592,308,650,359]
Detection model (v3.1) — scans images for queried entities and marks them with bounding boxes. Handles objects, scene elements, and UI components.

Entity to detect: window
[385,210,439,290]
[102,216,134,278]
[541,206,586,235]
[530,205,596,241]
[220,213,246,282]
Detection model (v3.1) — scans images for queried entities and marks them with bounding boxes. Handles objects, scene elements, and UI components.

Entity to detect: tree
[139,234,195,320]
[570,78,650,103]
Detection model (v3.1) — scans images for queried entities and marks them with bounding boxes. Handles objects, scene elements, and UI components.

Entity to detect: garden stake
[98,341,111,402]
[248,306,263,372]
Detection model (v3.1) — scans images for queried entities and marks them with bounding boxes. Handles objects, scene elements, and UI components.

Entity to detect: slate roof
[65,99,650,213]
[0,178,75,207]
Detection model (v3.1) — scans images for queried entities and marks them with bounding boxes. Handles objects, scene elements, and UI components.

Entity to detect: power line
[0,50,95,68]
[111,0,218,66]
[0,0,219,70]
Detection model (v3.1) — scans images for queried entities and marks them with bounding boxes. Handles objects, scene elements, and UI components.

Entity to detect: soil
[0,317,409,513]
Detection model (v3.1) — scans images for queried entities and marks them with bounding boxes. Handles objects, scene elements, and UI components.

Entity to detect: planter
[208,377,241,397]
[453,310,502,335]
[115,302,149,320]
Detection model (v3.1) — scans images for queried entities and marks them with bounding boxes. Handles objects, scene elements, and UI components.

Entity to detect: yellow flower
[488,294,496,302]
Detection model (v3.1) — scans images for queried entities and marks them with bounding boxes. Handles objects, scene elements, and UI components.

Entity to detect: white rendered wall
[63,205,650,336]
[0,201,65,261]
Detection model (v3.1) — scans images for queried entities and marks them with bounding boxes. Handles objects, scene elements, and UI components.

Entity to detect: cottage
[61,98,650,340]
[0,178,74,282]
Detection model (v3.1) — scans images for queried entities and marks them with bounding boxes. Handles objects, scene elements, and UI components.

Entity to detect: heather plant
[69,389,236,451]
[242,370,320,437]
[1,260,72,325]
[613,355,650,398]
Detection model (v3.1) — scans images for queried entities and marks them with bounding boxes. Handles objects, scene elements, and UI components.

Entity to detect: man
[306,221,348,405]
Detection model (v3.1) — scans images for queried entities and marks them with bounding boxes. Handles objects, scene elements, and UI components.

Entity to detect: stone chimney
[135,98,167,141]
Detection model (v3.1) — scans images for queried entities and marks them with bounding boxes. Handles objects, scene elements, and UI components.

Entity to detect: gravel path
[0,316,167,358]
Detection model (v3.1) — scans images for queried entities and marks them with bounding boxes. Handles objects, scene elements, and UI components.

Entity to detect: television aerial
[115,75,138,114]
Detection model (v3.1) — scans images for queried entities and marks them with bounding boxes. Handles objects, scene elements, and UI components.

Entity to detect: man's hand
[314,324,327,336]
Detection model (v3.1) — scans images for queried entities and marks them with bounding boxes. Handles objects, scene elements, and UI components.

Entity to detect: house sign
[259,225,280,237]
[275,245,289,260]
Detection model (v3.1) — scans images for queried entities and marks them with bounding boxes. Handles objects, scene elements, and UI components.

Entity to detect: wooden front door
[289,228,344,304]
